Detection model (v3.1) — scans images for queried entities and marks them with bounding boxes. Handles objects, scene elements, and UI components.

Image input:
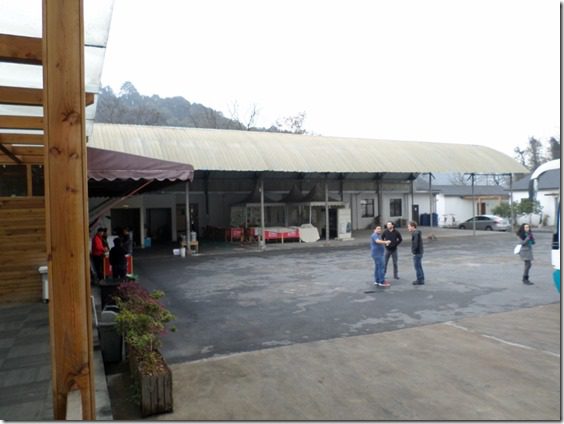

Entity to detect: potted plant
[115,281,175,417]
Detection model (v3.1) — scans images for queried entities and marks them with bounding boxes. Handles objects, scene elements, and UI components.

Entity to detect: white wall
[512,189,559,226]
[436,195,509,225]
[436,195,472,225]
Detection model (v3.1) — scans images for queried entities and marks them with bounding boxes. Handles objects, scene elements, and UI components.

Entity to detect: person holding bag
[516,223,535,285]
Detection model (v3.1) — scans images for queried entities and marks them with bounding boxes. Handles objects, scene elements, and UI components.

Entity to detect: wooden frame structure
[0,1,111,419]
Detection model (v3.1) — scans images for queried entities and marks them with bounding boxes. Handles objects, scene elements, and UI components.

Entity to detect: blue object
[553,269,560,293]
[143,237,152,248]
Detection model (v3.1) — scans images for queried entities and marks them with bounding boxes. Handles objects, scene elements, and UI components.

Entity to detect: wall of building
[436,195,471,225]
[512,189,559,226]
[0,198,46,303]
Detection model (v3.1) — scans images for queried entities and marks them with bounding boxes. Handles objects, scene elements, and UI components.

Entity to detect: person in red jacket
[91,227,108,281]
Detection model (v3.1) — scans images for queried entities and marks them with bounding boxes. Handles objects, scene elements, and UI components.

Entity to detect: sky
[100,0,560,158]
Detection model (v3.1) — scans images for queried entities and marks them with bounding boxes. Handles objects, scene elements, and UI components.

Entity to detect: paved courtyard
[105,229,560,420]
[133,231,559,364]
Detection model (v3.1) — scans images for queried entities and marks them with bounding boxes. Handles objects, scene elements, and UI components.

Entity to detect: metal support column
[185,180,191,255]
[259,177,265,250]
[471,173,476,236]
[325,177,329,243]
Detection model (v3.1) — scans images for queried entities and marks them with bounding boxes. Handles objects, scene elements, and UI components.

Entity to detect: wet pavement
[104,227,560,420]
[133,230,559,364]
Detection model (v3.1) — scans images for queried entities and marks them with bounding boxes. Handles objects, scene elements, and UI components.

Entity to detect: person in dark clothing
[382,221,403,279]
[121,227,133,255]
[408,221,425,285]
[109,237,127,280]
[516,223,535,285]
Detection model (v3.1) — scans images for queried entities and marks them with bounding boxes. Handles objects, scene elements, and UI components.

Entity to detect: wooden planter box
[139,361,173,417]
[128,348,173,417]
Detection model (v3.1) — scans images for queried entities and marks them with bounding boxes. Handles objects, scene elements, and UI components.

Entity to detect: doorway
[111,208,141,246]
[411,204,419,224]
[146,208,172,243]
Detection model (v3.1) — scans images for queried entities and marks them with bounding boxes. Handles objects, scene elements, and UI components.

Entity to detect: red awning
[87,147,194,181]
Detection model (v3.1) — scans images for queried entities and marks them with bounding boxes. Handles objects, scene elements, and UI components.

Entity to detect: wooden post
[43,0,95,419]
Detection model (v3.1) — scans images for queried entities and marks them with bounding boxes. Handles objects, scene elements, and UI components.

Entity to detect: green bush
[115,281,175,375]
[492,202,512,218]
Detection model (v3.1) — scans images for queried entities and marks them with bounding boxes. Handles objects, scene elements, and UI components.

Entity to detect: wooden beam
[43,0,95,419]
[0,34,42,65]
[0,155,43,164]
[11,145,44,156]
[0,144,23,164]
[0,115,43,130]
[0,86,95,106]
[0,133,44,145]
[0,86,43,106]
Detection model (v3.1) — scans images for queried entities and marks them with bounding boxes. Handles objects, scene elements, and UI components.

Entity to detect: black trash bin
[98,305,122,363]
[99,279,121,310]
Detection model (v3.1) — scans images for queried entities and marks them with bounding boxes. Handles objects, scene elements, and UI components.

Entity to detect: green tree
[514,198,542,215]
[526,137,544,170]
[491,202,512,218]
[549,137,560,160]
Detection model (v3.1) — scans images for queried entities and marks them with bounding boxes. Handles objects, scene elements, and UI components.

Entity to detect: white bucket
[172,248,180,256]
[180,247,187,257]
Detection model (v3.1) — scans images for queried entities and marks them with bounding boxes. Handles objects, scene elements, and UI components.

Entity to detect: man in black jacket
[382,221,402,280]
[408,221,425,285]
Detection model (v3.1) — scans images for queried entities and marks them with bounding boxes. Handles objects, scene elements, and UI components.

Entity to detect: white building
[511,169,560,226]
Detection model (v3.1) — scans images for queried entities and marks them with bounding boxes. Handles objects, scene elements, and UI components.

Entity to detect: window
[390,198,402,217]
[32,165,45,196]
[360,199,374,217]
[0,165,27,197]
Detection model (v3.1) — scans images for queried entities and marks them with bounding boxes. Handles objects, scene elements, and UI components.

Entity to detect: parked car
[458,215,511,231]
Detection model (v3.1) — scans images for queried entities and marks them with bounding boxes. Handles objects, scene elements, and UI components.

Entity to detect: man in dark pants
[408,221,425,285]
[382,221,403,279]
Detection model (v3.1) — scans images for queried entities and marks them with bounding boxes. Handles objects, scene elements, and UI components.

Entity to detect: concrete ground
[0,292,113,421]
[106,227,560,420]
[159,304,560,421]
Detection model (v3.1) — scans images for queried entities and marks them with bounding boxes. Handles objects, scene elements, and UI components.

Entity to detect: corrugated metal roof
[512,169,561,191]
[88,123,528,174]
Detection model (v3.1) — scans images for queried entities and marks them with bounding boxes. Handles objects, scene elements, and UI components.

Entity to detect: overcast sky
[100,0,560,157]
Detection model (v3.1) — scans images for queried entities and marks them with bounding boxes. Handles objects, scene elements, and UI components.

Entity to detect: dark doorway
[111,208,141,246]
[411,205,419,224]
[329,208,338,238]
[146,208,172,243]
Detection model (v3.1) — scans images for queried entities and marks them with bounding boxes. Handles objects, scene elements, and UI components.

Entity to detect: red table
[103,254,133,278]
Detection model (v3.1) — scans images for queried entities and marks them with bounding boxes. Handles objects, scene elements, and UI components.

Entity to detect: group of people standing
[370,220,538,288]
[370,220,424,288]
[91,226,133,282]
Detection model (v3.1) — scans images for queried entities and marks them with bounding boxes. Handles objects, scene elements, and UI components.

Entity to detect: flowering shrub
[115,281,175,375]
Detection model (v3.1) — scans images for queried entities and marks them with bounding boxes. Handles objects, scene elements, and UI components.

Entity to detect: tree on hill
[94,82,311,135]
[514,136,560,171]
